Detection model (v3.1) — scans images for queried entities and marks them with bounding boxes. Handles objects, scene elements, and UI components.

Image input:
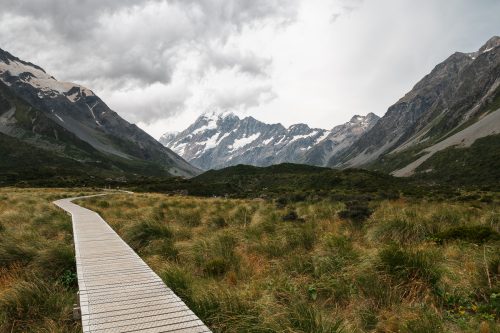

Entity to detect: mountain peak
[0,48,47,74]
[479,36,500,53]
[349,113,379,124]
[0,49,95,103]
[349,115,364,123]
[201,110,238,121]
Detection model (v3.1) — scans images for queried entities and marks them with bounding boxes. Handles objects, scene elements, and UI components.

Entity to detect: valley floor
[78,191,499,332]
[0,188,499,332]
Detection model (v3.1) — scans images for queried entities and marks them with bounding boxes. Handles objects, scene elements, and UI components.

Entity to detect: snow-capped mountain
[160,111,379,170]
[0,48,199,178]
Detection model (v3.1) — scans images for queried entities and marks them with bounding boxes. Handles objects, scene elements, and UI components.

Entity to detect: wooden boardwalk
[54,196,211,333]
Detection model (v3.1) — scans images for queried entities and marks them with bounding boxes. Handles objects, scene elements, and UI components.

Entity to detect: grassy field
[74,191,500,333]
[0,188,99,333]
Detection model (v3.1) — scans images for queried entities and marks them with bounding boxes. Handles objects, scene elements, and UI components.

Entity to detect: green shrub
[208,215,227,228]
[276,197,288,209]
[338,201,373,225]
[59,270,78,288]
[434,225,499,244]
[282,210,305,222]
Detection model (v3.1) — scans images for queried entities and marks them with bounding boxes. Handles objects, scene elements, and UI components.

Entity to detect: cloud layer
[1,0,499,138]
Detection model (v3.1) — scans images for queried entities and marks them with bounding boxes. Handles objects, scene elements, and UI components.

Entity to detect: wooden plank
[54,196,211,333]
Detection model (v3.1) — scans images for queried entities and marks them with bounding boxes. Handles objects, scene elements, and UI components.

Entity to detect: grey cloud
[1,0,297,85]
[0,0,299,123]
[205,48,272,77]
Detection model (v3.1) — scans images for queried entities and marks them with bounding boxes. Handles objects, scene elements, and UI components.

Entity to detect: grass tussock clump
[378,244,442,290]
[124,220,173,250]
[192,233,240,277]
[78,191,500,332]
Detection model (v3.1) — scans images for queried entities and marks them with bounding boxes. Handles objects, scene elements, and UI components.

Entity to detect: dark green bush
[276,197,288,209]
[208,215,227,228]
[434,225,499,244]
[338,201,373,225]
[59,270,78,288]
[282,210,300,222]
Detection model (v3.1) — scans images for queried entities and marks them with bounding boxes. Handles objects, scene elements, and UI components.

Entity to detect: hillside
[334,36,500,179]
[136,162,416,200]
[0,48,200,181]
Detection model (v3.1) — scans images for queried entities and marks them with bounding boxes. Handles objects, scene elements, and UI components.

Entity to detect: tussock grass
[0,187,98,332]
[77,191,500,332]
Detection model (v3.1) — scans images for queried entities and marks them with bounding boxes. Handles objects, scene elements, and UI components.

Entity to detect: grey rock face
[0,48,199,177]
[334,36,500,169]
[160,111,379,170]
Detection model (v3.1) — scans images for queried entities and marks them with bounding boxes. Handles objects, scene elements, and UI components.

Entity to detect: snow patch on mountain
[230,133,261,151]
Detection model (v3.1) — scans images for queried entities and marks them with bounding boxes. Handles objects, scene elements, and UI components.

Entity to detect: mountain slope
[160,112,378,170]
[302,113,380,166]
[334,36,500,178]
[0,48,199,179]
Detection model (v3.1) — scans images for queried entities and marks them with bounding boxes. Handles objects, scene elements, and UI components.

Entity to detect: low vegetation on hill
[78,191,499,332]
[134,163,447,200]
[0,188,98,332]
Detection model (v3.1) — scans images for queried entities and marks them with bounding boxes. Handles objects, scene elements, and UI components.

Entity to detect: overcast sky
[1,0,499,138]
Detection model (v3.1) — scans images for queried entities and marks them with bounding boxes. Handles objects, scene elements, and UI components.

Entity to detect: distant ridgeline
[162,36,500,186]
